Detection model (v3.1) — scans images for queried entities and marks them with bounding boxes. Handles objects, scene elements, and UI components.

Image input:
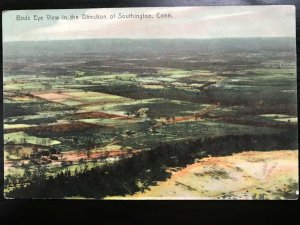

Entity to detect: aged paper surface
[3,6,298,199]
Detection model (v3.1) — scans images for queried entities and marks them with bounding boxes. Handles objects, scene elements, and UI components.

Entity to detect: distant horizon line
[3,36,295,43]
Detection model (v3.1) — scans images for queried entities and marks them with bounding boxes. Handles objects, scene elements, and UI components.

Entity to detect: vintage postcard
[2,6,298,199]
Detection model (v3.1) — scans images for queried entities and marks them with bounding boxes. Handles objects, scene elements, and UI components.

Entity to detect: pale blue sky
[3,6,295,42]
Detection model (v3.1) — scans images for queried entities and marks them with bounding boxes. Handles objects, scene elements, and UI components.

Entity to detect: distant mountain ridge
[4,37,296,57]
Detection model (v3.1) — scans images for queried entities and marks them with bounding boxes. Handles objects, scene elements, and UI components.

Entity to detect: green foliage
[5,130,297,199]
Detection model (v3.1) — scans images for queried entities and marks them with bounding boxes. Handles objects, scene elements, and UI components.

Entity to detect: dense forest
[5,129,297,199]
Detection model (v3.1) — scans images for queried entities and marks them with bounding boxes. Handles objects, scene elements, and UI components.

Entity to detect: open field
[4,131,61,146]
[32,90,133,106]
[114,150,298,200]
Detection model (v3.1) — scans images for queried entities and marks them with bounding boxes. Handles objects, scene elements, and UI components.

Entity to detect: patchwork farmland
[3,38,298,199]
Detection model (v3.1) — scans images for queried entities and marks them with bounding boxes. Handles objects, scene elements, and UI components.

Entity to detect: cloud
[201,11,253,21]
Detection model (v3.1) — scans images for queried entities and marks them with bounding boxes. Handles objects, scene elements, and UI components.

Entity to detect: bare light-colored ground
[108,150,298,200]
